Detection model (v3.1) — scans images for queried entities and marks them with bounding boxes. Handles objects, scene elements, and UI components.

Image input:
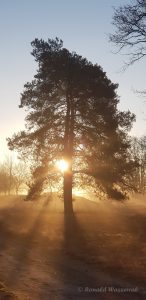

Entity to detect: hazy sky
[0,0,146,161]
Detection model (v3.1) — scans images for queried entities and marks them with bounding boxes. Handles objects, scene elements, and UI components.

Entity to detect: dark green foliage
[7,38,136,202]
[25,161,49,200]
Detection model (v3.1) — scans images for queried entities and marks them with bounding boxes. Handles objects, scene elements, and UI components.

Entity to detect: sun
[56,159,69,172]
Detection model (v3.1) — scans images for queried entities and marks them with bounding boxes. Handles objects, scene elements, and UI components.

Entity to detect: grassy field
[0,194,146,299]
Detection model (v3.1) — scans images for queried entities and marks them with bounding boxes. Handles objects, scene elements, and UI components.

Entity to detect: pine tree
[7,38,136,214]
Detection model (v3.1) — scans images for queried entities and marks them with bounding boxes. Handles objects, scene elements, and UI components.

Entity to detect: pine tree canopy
[7,38,136,200]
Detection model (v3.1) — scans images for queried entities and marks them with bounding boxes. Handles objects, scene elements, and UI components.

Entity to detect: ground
[0,194,146,299]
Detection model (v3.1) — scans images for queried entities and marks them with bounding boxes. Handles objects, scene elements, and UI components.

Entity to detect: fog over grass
[0,194,146,299]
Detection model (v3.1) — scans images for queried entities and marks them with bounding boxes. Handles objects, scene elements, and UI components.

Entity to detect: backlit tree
[7,38,136,214]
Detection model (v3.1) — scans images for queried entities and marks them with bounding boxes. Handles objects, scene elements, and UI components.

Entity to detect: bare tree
[0,157,30,195]
[2,156,15,195]
[12,162,29,194]
[0,167,9,194]
[110,0,146,67]
[130,136,146,193]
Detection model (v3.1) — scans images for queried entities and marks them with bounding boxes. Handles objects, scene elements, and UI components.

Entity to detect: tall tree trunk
[64,167,73,215]
[63,89,74,215]
[63,140,74,215]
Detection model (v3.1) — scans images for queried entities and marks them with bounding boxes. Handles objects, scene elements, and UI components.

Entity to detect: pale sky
[0,0,146,162]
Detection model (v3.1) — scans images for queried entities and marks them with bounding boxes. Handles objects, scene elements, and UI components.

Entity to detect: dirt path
[0,195,146,299]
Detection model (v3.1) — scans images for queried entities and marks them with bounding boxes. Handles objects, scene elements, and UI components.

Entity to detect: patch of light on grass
[73,189,101,202]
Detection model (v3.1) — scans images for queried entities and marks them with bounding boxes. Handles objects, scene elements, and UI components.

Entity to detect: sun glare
[56,159,69,172]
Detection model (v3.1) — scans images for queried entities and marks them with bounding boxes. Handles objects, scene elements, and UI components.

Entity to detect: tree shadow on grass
[41,208,145,300]
[1,197,146,299]
[38,211,110,300]
[3,196,53,288]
